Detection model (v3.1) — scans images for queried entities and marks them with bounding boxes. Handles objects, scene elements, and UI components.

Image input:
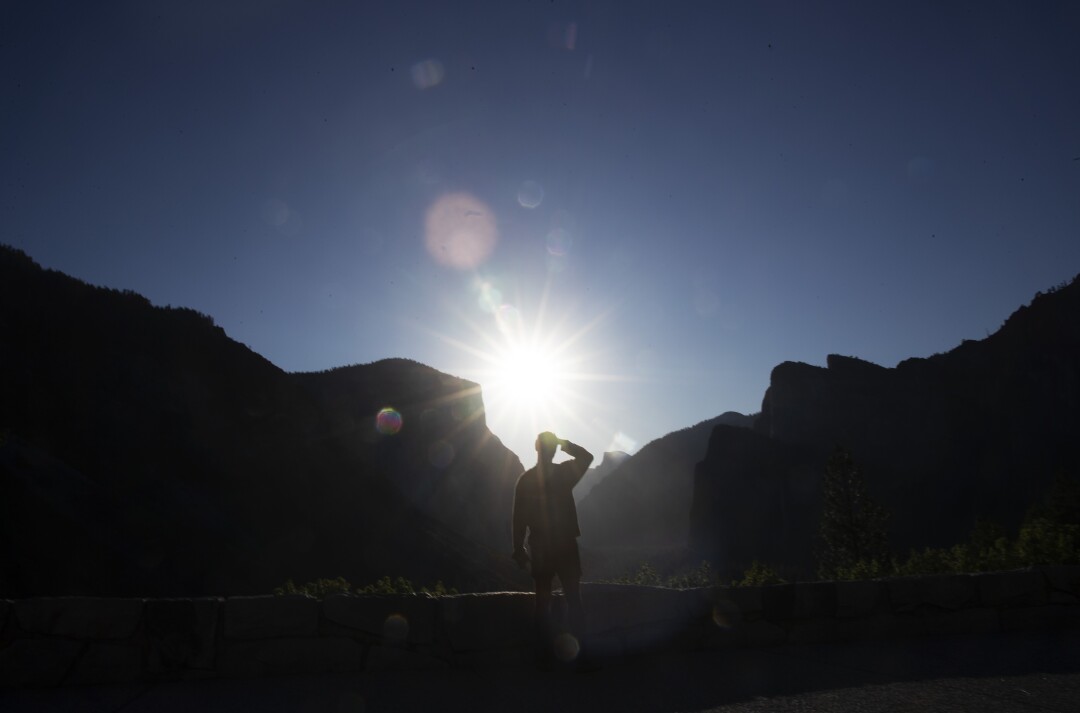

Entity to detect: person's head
[535,431,560,463]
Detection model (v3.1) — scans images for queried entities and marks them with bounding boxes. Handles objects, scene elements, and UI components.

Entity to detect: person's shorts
[530,537,582,582]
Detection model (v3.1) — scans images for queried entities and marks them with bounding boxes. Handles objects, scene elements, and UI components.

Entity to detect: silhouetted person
[512,431,594,669]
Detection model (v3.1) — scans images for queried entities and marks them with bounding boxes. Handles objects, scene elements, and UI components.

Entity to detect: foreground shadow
[4,629,1080,713]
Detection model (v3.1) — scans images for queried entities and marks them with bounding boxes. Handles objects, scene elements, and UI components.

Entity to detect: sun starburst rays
[411,272,637,463]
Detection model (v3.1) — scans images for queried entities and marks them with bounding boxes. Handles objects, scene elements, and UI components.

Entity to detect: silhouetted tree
[817,447,890,579]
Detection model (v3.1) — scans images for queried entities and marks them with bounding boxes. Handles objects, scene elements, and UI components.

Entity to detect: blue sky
[3,1,1079,465]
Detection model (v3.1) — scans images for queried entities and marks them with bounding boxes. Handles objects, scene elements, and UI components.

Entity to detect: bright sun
[427,282,621,462]
[493,344,563,411]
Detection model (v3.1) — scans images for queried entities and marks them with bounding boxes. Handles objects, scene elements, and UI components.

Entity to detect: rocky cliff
[574,450,631,503]
[691,276,1080,578]
[0,245,526,596]
[576,412,753,577]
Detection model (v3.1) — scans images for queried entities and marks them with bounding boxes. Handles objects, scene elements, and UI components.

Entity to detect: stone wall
[2,566,1078,687]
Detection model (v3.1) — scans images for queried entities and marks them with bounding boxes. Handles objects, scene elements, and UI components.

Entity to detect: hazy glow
[424,192,498,269]
[607,431,637,453]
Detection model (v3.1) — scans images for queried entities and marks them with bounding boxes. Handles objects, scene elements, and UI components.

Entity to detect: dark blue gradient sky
[4,1,1079,463]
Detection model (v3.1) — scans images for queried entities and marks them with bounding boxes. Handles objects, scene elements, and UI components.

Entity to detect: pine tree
[818,447,891,579]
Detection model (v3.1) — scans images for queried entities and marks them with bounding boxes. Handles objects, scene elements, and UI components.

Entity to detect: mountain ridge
[0,244,527,596]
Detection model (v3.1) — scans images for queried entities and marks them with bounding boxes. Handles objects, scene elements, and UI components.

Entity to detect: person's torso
[519,463,581,543]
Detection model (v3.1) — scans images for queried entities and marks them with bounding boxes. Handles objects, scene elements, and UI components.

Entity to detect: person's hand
[512,548,531,569]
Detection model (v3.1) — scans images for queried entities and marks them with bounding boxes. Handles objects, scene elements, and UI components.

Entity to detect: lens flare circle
[425,192,498,270]
[477,281,503,313]
[383,613,409,644]
[411,59,445,89]
[553,632,580,662]
[546,228,572,257]
[495,304,522,338]
[376,407,403,435]
[517,180,544,208]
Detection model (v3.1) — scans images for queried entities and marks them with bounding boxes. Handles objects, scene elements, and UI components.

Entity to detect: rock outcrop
[576,412,753,577]
[574,450,630,503]
[691,276,1080,578]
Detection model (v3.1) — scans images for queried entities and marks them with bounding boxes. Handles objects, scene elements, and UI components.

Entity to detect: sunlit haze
[3,1,1078,465]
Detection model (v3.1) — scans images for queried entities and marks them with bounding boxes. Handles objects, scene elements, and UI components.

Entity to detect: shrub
[665,561,717,589]
[733,561,787,586]
[357,576,416,595]
[1015,518,1080,566]
[273,576,351,598]
[274,575,458,598]
[602,560,717,588]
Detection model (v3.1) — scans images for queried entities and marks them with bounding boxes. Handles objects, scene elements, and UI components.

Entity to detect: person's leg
[562,541,586,638]
[562,575,585,638]
[560,542,598,670]
[533,573,554,667]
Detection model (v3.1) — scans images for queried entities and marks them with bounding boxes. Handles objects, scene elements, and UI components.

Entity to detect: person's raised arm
[559,439,594,487]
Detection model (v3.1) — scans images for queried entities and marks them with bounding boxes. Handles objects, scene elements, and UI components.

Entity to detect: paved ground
[3,629,1079,712]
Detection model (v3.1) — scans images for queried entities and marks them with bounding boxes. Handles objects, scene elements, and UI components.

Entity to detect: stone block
[1042,565,1080,597]
[760,584,795,620]
[682,587,720,620]
[145,598,220,674]
[622,619,690,653]
[918,607,999,636]
[836,580,885,618]
[450,647,532,670]
[887,575,975,610]
[787,618,839,645]
[224,595,319,639]
[886,577,919,610]
[13,597,144,639]
[977,569,1046,607]
[1049,591,1079,605]
[586,631,625,659]
[1001,605,1080,632]
[0,638,84,687]
[831,614,904,641]
[366,643,450,671]
[219,637,364,677]
[793,582,836,619]
[921,575,976,609]
[720,586,762,617]
[322,594,436,645]
[743,619,787,647]
[580,584,692,634]
[698,619,740,650]
[439,593,534,652]
[65,641,144,686]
